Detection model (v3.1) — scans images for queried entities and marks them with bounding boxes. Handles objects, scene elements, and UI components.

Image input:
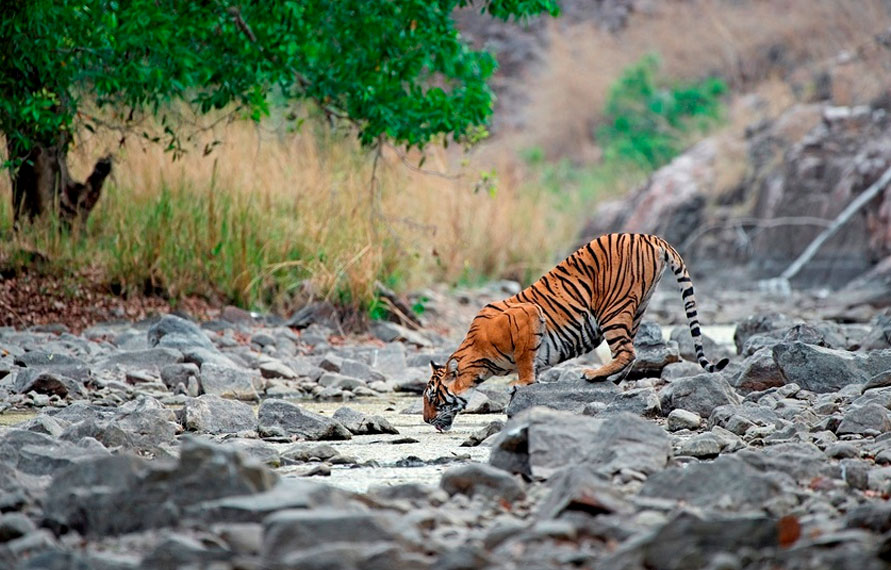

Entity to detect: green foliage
[0,0,558,166]
[597,54,726,170]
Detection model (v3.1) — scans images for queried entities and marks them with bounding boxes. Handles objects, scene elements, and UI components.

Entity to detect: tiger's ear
[430,361,443,372]
[447,358,458,373]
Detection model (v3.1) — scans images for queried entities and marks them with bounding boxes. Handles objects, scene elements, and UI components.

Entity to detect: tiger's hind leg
[582,314,636,383]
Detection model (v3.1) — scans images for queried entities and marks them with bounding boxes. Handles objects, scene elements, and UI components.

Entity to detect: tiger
[423,232,729,432]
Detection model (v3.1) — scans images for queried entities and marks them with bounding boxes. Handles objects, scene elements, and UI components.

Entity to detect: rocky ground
[1,281,891,569]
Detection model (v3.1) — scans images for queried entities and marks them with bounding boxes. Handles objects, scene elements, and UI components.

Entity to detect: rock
[628,322,680,378]
[286,301,339,329]
[675,432,723,458]
[773,342,891,393]
[332,407,399,435]
[318,372,364,391]
[43,437,277,536]
[160,362,200,390]
[138,533,230,569]
[837,403,891,436]
[13,370,81,398]
[461,420,505,447]
[464,389,510,414]
[730,347,784,393]
[506,379,620,417]
[440,463,525,503]
[659,373,740,417]
[638,455,785,510]
[0,429,111,476]
[14,351,87,369]
[194,478,351,524]
[369,322,431,347]
[183,395,257,434]
[259,359,298,380]
[708,402,783,437]
[0,512,36,542]
[733,313,801,354]
[339,359,386,383]
[859,314,891,350]
[490,408,670,479]
[262,509,404,562]
[602,386,661,417]
[735,442,832,482]
[257,399,351,441]
[147,314,215,351]
[536,464,629,519]
[660,360,704,381]
[369,343,407,377]
[863,370,891,392]
[94,347,183,375]
[667,409,702,431]
[199,362,259,401]
[602,510,780,570]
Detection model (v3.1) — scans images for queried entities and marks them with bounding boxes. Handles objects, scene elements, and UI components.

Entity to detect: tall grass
[0,116,580,315]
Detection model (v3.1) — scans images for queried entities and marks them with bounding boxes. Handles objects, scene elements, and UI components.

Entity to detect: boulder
[506,379,620,417]
[332,407,398,435]
[147,314,216,351]
[440,463,525,503]
[183,395,257,434]
[200,362,259,401]
[773,342,891,393]
[258,400,351,441]
[490,408,670,479]
[659,373,740,417]
[43,437,277,536]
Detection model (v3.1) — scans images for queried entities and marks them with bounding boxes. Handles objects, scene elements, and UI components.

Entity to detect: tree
[0,0,558,225]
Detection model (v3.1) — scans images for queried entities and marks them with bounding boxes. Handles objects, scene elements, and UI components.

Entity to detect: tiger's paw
[581,369,610,383]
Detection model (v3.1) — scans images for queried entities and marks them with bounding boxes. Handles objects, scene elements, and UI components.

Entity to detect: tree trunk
[7,136,111,227]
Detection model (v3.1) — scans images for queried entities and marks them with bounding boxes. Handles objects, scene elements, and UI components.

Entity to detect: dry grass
[517,0,891,160]
[0,114,577,313]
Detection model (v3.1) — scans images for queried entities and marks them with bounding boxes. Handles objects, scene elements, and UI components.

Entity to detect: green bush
[598,54,726,170]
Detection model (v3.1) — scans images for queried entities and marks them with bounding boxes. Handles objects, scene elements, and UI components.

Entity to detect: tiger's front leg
[497,303,544,389]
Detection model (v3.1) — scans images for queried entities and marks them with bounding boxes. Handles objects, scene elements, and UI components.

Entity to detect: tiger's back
[422,233,728,431]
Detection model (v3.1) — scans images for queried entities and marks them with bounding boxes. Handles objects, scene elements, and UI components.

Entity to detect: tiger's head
[423,359,469,432]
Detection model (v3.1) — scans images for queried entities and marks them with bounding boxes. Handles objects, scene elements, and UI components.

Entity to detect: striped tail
[661,241,729,373]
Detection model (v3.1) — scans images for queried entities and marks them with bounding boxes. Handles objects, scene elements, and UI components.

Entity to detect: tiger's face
[423,360,468,432]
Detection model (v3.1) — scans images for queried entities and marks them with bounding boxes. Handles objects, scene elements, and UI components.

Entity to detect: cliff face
[581,101,891,289]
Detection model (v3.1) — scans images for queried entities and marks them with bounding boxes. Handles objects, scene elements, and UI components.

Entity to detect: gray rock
[286,302,339,329]
[733,313,801,354]
[258,399,351,441]
[319,372,364,391]
[461,420,505,447]
[675,432,723,458]
[837,403,891,436]
[730,347,785,393]
[863,370,891,392]
[661,361,705,381]
[183,395,257,434]
[43,437,277,536]
[339,358,386,383]
[0,430,111,476]
[259,359,298,379]
[225,438,282,468]
[94,347,183,375]
[13,369,82,398]
[773,342,891,393]
[490,408,670,479]
[629,322,680,378]
[0,512,36,542]
[638,455,785,510]
[667,409,702,431]
[332,407,398,435]
[369,321,431,347]
[147,314,216,351]
[194,478,350,524]
[602,510,779,570]
[464,389,509,414]
[708,402,783,437]
[859,314,891,350]
[199,362,259,401]
[262,508,403,561]
[602,386,661,417]
[536,464,629,519]
[440,463,525,503]
[369,343,407,377]
[659,373,740,417]
[160,362,199,390]
[14,351,87,369]
[138,533,230,569]
[735,442,832,482]
[506,379,620,417]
